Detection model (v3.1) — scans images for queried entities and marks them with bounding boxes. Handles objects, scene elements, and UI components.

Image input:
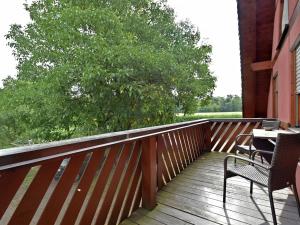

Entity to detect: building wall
[267,0,300,125]
[239,0,300,196]
[267,0,300,197]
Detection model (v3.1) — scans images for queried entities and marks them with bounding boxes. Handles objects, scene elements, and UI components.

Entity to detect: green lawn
[176,112,242,122]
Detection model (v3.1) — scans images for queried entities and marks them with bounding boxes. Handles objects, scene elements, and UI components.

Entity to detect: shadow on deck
[121,152,300,225]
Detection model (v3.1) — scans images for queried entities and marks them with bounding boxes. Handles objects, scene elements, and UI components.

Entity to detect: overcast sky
[0,1,30,86]
[0,0,241,96]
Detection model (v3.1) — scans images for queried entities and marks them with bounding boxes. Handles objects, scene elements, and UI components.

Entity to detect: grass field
[175,112,242,122]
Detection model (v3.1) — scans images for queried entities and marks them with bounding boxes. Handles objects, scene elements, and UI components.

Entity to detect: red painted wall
[290,10,300,46]
[268,0,300,122]
[268,1,300,120]
[289,0,299,20]
[267,0,300,198]
[270,40,292,122]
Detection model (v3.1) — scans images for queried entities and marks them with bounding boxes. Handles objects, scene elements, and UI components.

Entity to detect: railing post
[203,122,212,152]
[141,136,157,210]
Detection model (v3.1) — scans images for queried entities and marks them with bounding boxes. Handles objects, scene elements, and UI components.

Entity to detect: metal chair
[224,133,300,225]
[234,133,255,159]
[234,120,280,161]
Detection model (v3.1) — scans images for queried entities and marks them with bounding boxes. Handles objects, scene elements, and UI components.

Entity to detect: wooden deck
[121,152,300,225]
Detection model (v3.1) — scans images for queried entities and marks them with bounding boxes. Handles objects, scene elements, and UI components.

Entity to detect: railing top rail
[0,119,208,155]
[0,120,210,169]
[209,118,274,122]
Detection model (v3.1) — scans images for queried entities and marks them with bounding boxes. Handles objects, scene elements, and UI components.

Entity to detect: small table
[252,129,292,140]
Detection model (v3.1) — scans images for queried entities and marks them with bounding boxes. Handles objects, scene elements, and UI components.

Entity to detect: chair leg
[234,151,237,165]
[260,155,264,164]
[268,191,277,225]
[292,184,300,217]
[250,181,253,195]
[223,176,227,203]
[248,150,252,165]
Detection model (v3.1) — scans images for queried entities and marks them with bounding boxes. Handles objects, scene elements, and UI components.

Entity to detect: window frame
[281,0,289,33]
[276,0,289,50]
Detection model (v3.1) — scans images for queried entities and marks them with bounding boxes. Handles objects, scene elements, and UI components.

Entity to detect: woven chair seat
[228,165,269,186]
[236,145,256,154]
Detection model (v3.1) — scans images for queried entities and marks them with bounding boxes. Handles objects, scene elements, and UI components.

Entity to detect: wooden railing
[0,120,210,225]
[210,118,267,153]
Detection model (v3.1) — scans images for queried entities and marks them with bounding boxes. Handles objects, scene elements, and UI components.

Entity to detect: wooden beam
[251,60,272,71]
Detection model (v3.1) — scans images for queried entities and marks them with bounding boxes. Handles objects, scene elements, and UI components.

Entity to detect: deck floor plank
[122,152,300,225]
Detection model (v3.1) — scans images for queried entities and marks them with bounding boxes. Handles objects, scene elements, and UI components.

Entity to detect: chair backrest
[269,133,300,190]
[262,120,280,129]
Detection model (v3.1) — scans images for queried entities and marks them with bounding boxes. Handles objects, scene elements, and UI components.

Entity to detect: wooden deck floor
[121,152,300,225]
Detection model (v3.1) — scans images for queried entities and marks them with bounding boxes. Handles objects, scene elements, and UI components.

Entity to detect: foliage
[0,0,215,147]
[198,95,241,112]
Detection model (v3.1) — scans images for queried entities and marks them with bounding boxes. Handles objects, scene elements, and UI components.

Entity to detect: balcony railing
[0,118,280,225]
[210,118,263,152]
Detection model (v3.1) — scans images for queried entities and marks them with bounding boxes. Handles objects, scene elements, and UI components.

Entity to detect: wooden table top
[252,129,293,139]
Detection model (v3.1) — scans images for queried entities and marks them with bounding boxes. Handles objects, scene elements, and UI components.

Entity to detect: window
[281,0,289,33]
[277,0,289,49]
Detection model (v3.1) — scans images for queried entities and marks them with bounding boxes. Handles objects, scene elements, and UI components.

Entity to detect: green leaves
[0,0,215,146]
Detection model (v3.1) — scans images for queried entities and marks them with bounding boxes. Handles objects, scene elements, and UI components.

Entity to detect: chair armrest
[235,133,253,146]
[268,139,276,145]
[251,150,273,160]
[224,155,270,171]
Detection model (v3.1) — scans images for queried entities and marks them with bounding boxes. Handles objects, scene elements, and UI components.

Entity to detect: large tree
[1,0,215,144]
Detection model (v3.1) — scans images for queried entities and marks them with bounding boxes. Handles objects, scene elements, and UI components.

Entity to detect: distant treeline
[198,95,242,112]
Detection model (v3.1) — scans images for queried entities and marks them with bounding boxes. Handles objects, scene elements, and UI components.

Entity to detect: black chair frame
[224,133,300,225]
